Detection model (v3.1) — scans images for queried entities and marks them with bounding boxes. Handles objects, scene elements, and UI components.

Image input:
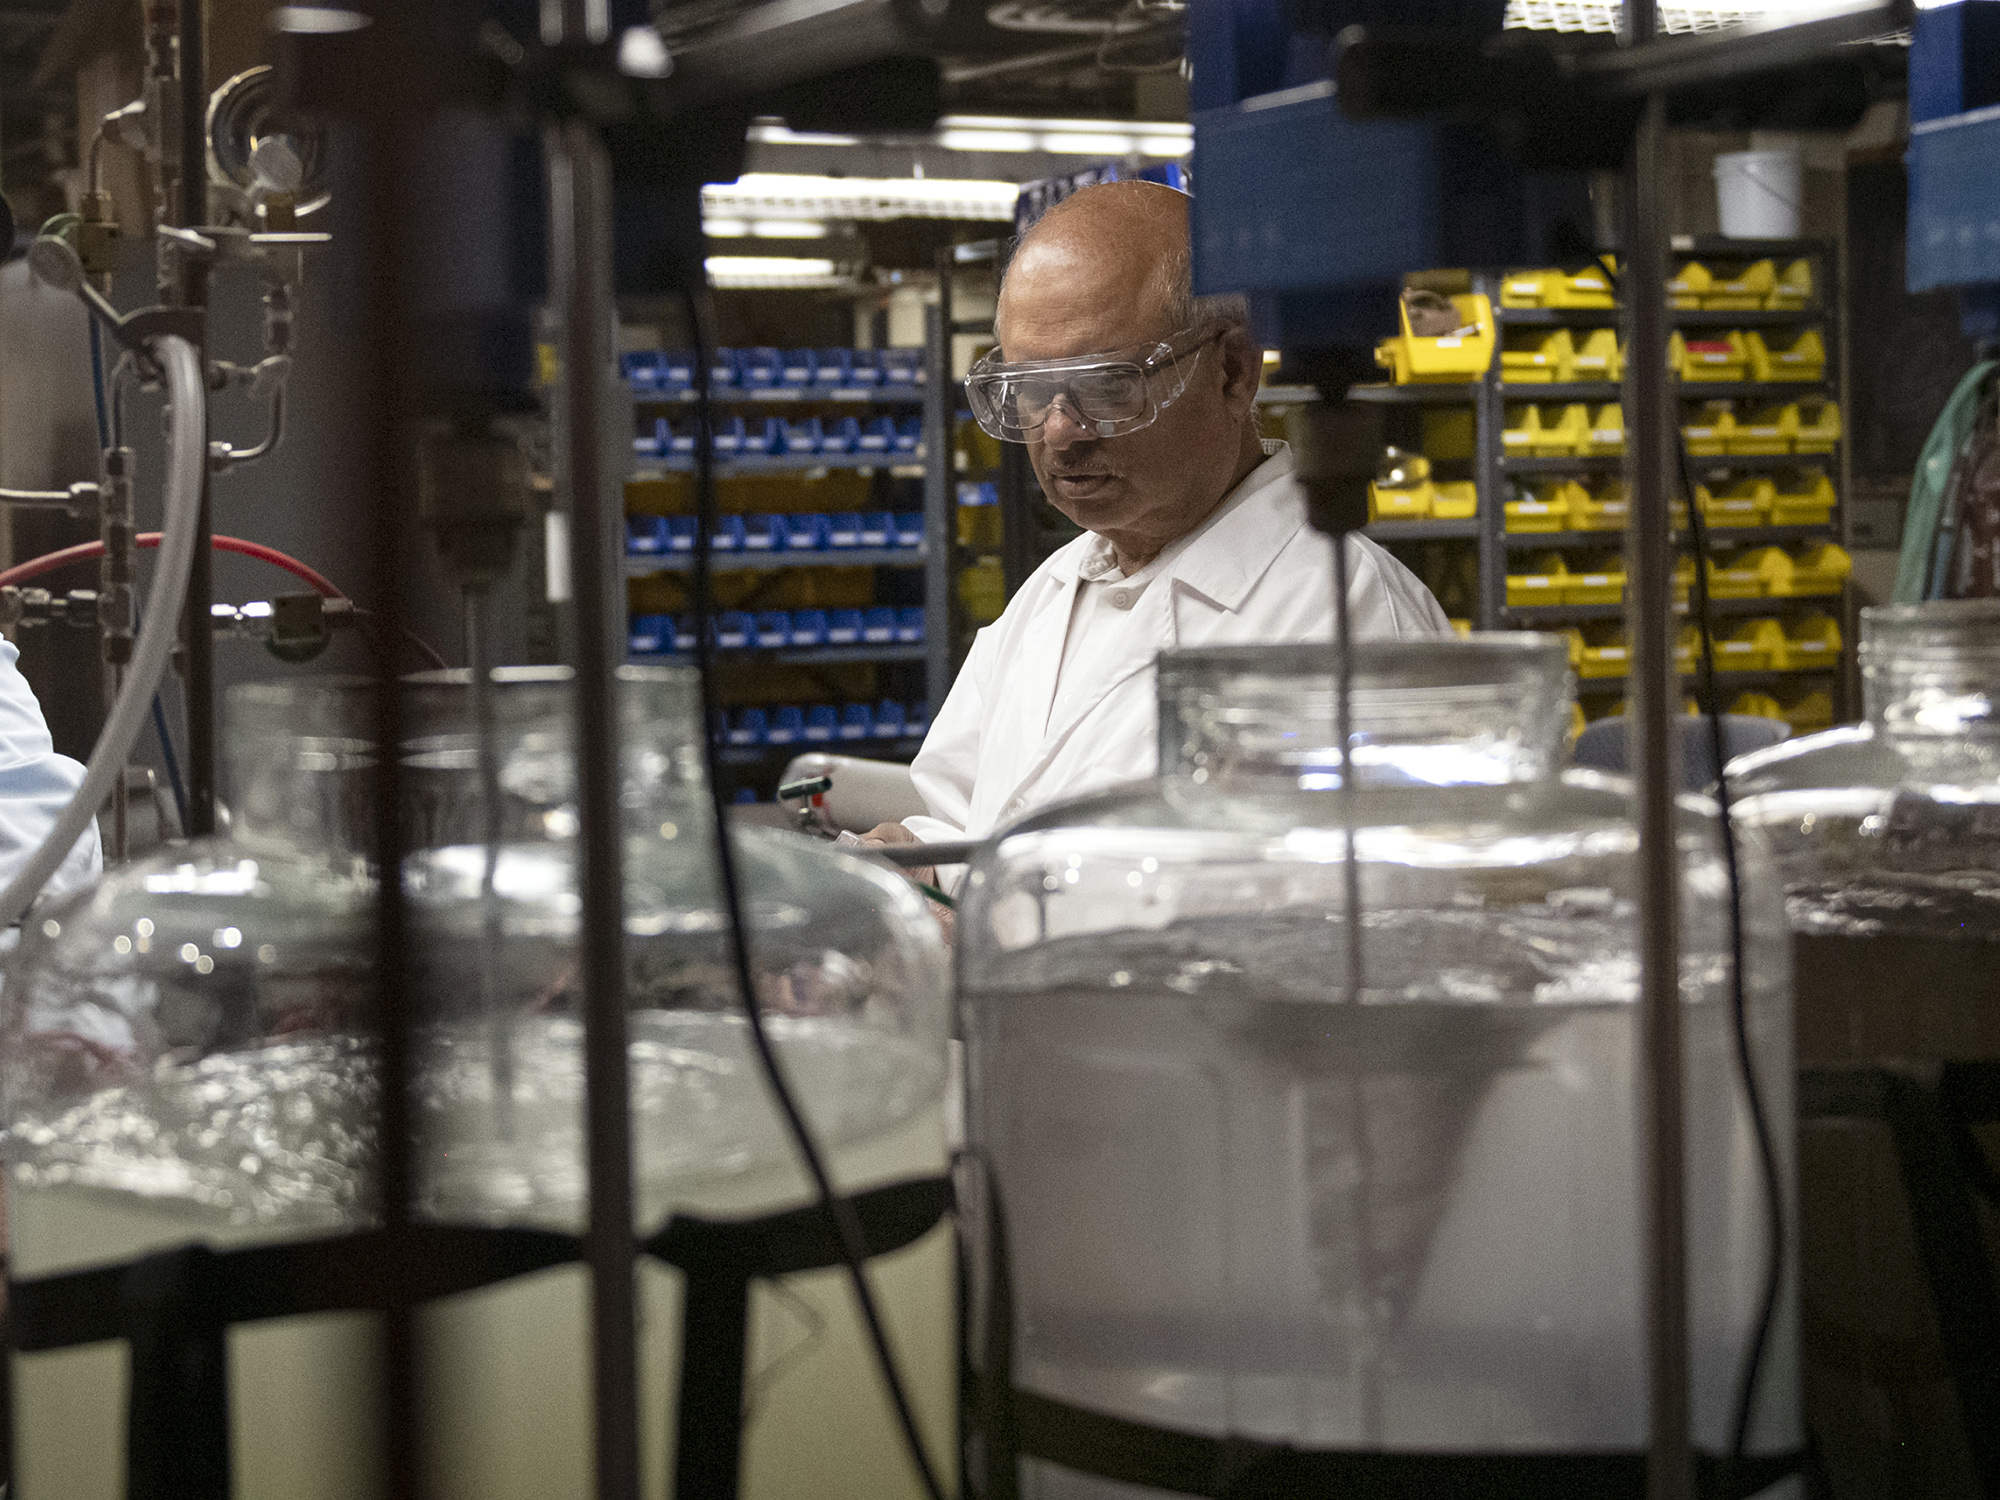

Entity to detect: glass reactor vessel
[3,667,954,1500]
[956,637,1798,1496]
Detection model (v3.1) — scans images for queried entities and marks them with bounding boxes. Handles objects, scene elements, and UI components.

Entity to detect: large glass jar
[1727,599,2000,1491]
[957,638,1798,1495]
[3,666,953,1500]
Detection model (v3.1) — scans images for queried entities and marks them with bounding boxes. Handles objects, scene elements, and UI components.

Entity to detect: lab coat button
[1110,589,1133,609]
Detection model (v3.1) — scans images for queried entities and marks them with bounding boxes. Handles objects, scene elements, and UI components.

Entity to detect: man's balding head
[992,182,1266,572]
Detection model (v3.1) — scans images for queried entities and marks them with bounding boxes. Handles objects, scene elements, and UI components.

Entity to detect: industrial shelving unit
[620,338,952,795]
[1340,241,1848,727]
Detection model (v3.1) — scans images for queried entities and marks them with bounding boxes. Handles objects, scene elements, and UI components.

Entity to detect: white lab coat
[906,443,1453,851]
[0,638,101,902]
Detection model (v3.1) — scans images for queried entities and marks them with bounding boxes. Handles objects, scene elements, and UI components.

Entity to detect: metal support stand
[176,0,216,837]
[546,108,641,1500]
[1620,8,1694,1489]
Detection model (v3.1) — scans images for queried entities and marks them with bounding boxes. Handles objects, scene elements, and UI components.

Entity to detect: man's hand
[858,822,953,943]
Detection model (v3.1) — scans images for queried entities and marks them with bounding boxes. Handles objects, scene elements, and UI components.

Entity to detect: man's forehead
[995,243,1171,361]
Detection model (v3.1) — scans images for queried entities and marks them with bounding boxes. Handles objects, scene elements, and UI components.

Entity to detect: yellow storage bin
[1560,266,1617,307]
[1675,555,1696,605]
[1558,626,1586,671]
[1500,269,1563,308]
[1794,400,1842,454]
[1432,481,1479,519]
[1698,478,1774,527]
[1770,471,1836,526]
[1746,328,1827,383]
[1422,407,1476,461]
[1779,686,1835,734]
[1582,403,1625,457]
[1668,261,1712,309]
[1376,291,1495,383]
[1506,551,1569,608]
[1570,328,1624,382]
[1730,691,1786,721]
[1370,450,1434,520]
[1682,402,1736,456]
[1563,551,1627,605]
[1500,267,1616,309]
[1769,259,1814,311]
[1501,326,1575,384]
[1577,621,1630,679]
[1676,623,1701,671]
[1506,478,1576,532]
[1569,478,1630,532]
[1708,546,1791,599]
[1450,617,1475,639]
[1532,403,1591,456]
[1672,329,1750,383]
[1713,616,1787,671]
[1704,259,1776,310]
[1772,542,1851,597]
[1502,404,1543,457]
[1570,700,1588,740]
[1776,612,1842,672]
[1727,403,1797,455]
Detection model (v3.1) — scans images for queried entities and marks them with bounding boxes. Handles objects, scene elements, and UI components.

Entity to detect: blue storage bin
[894,417,922,454]
[858,417,895,453]
[673,615,699,652]
[827,513,863,549]
[814,349,854,386]
[729,709,767,747]
[669,422,695,457]
[667,517,697,553]
[804,705,838,742]
[628,613,671,655]
[848,349,883,387]
[623,351,661,390]
[708,709,728,744]
[709,515,745,553]
[754,611,790,648]
[659,349,694,390]
[838,704,873,741]
[789,609,828,646]
[859,512,893,547]
[873,700,906,738]
[785,513,830,551]
[822,417,861,455]
[709,348,740,389]
[879,348,924,387]
[627,516,669,555]
[743,514,787,553]
[826,609,864,645]
[780,349,817,387]
[783,418,823,455]
[732,788,758,805]
[741,418,781,455]
[894,512,924,548]
[714,611,752,648]
[767,706,804,745]
[896,607,926,643]
[862,607,898,643]
[740,347,782,388]
[713,416,747,455]
[906,701,931,737]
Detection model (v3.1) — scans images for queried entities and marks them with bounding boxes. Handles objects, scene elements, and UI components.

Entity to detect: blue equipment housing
[1906,1,2000,338]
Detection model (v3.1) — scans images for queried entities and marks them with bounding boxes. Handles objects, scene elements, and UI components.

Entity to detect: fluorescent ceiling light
[617,25,670,77]
[746,115,1193,160]
[1506,0,1908,30]
[705,255,851,288]
[269,5,370,31]
[704,173,1020,223]
[702,218,829,238]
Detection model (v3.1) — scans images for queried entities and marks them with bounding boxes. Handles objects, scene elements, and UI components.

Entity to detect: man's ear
[1217,325,1264,410]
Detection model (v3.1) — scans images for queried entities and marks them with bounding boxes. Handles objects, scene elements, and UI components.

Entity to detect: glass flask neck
[1157,637,1573,791]
[1861,600,2000,739]
[225,678,377,857]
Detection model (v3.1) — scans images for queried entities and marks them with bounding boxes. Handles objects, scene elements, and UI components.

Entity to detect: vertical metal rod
[359,42,422,1500]
[1331,535,1362,1005]
[547,116,640,1500]
[176,0,215,838]
[921,302,952,714]
[109,666,127,862]
[465,593,516,1139]
[1620,9,1694,1489]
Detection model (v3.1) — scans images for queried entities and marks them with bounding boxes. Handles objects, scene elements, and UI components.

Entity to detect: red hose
[0,533,344,596]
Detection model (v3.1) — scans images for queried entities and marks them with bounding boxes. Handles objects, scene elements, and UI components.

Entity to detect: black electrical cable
[1675,436,1786,1468]
[681,286,948,1500]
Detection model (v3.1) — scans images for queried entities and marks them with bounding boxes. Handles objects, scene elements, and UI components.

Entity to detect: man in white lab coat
[866,181,1451,876]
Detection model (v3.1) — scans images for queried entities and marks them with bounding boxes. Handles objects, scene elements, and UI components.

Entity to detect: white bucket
[1713,148,1803,239]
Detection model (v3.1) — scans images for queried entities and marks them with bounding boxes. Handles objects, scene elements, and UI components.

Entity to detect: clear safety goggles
[963,325,1223,443]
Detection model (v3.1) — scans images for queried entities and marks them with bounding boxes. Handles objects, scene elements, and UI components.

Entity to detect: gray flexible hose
[0,333,206,929]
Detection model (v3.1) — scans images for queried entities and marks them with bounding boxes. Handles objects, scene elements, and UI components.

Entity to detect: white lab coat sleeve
[0,639,102,903]
[1345,533,1456,638]
[903,621,996,844]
